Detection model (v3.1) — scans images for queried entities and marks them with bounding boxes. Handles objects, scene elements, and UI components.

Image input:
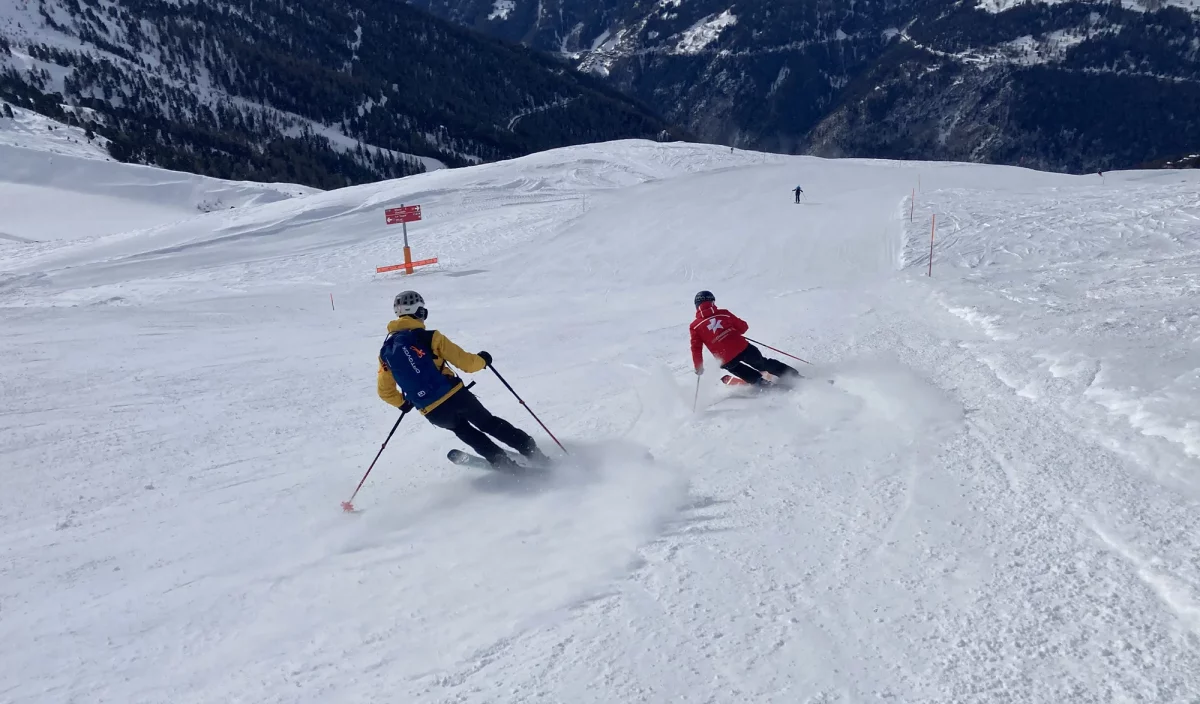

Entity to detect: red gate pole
[928,214,936,277]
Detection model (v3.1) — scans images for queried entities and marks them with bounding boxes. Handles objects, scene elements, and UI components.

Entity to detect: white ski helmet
[393,290,427,320]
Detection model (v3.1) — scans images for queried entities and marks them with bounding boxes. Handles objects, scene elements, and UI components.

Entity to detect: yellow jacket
[376,316,487,414]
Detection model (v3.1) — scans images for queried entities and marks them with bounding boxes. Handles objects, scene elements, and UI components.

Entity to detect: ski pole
[745,337,812,366]
[488,365,568,454]
[692,374,701,412]
[341,409,408,512]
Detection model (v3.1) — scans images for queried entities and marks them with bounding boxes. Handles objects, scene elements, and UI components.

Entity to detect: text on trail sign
[385,205,422,225]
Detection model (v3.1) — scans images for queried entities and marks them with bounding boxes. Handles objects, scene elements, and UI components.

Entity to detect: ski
[447,448,492,470]
[719,373,833,388]
[720,372,780,386]
[446,449,552,472]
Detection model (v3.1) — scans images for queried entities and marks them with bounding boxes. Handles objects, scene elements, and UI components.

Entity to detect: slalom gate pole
[928,214,937,277]
[341,410,408,512]
[489,366,568,453]
[745,337,813,366]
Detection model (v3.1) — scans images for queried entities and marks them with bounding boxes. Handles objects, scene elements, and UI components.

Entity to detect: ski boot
[488,454,523,472]
[519,442,551,467]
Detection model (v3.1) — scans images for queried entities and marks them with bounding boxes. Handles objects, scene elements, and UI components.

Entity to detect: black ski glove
[478,351,493,367]
[400,400,414,413]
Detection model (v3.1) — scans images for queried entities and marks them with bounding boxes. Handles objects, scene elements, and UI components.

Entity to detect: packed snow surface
[0,144,316,243]
[2,140,1199,703]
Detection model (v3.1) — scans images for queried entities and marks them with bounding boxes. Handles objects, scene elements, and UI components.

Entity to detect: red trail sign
[385,205,422,225]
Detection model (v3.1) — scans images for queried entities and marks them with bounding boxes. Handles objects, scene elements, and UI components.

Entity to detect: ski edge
[446,449,552,472]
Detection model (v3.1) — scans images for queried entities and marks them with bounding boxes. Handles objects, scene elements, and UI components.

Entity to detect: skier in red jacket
[690,290,800,388]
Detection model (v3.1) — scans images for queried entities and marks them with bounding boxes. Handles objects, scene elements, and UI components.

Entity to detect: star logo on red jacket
[706,318,723,333]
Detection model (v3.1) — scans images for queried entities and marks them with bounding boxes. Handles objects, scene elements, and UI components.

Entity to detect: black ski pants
[722,344,800,385]
[425,388,535,463]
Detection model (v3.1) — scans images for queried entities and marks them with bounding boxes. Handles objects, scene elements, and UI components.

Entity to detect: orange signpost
[380,203,436,275]
[376,258,438,274]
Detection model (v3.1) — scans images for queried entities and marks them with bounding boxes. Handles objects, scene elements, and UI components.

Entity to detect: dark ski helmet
[393,290,428,320]
[694,290,716,307]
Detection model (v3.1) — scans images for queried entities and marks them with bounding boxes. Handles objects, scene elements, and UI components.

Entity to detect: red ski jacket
[690,302,750,370]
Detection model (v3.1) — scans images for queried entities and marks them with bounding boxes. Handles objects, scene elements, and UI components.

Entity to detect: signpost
[382,204,436,275]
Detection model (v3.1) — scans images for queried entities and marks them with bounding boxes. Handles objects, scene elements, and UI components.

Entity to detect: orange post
[376,257,438,274]
[928,214,936,277]
[400,206,413,274]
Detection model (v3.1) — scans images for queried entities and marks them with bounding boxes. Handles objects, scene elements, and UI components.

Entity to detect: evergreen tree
[0,0,680,188]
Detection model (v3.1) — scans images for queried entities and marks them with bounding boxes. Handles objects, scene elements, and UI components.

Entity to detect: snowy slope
[0,99,110,160]
[2,141,1199,703]
[0,143,317,244]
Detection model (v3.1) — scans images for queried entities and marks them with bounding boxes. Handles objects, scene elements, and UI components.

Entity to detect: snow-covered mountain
[3,139,1200,701]
[0,96,110,160]
[0,0,681,188]
[413,0,1200,172]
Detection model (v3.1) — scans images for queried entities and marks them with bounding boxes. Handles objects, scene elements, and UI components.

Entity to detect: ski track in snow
[2,140,1199,702]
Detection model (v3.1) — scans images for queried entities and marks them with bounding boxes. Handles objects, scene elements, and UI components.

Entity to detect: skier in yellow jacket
[377,290,547,470]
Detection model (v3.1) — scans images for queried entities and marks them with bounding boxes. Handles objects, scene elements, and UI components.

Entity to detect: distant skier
[793,185,804,203]
[689,291,800,388]
[376,290,547,470]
